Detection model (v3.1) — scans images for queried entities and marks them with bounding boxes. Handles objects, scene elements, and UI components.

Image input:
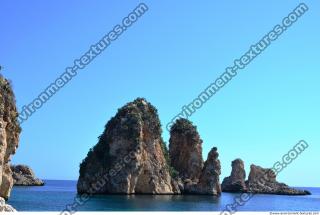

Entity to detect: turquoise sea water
[7,180,320,211]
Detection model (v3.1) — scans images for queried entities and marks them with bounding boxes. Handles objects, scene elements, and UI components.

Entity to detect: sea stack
[11,165,44,186]
[184,147,221,195]
[169,118,203,181]
[169,119,221,195]
[78,98,175,194]
[222,159,247,192]
[0,74,20,211]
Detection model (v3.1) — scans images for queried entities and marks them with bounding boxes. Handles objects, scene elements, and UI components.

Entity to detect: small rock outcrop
[222,159,247,192]
[0,197,16,212]
[78,98,175,194]
[169,119,203,181]
[246,164,310,195]
[0,75,21,201]
[11,165,44,186]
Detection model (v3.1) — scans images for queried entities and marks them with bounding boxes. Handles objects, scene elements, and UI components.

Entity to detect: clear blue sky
[0,0,319,187]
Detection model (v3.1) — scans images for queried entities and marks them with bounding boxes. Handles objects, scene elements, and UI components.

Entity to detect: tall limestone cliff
[0,74,21,201]
[78,98,174,194]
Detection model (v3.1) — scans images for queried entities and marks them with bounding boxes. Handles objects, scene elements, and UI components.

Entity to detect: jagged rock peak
[77,98,175,194]
[0,74,21,200]
[222,158,247,192]
[169,118,203,180]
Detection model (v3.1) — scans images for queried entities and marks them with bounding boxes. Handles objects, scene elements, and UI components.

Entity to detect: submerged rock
[11,165,44,186]
[0,197,16,212]
[222,159,247,192]
[0,75,21,200]
[78,98,175,194]
[169,119,203,181]
[246,164,310,195]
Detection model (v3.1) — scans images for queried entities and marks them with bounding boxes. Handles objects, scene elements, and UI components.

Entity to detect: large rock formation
[246,164,310,195]
[222,159,247,192]
[11,164,44,186]
[169,119,203,181]
[0,75,21,200]
[78,98,175,194]
[0,197,16,212]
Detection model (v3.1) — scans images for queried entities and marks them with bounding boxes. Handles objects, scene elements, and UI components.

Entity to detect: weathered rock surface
[11,165,44,186]
[78,98,175,194]
[246,164,310,195]
[222,159,247,192]
[169,119,203,181]
[0,197,16,212]
[0,75,21,201]
[184,147,221,195]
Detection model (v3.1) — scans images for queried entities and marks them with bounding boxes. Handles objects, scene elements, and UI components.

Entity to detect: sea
[7,180,320,212]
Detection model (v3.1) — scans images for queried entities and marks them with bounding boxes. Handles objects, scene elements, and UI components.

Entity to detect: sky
[0,0,319,187]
